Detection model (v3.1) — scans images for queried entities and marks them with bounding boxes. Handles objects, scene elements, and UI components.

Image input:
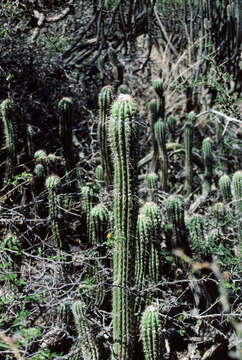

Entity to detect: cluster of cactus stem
[0,73,241,360]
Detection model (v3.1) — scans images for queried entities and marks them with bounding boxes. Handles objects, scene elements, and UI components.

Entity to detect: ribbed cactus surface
[109,94,139,360]
[98,86,114,186]
[141,304,163,360]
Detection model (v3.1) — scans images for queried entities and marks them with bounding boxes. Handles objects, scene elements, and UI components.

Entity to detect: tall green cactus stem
[146,173,159,202]
[232,170,242,213]
[166,196,190,255]
[45,175,62,249]
[167,116,176,141]
[184,112,195,197]
[1,99,17,181]
[189,215,205,259]
[71,300,100,360]
[89,203,110,246]
[152,79,165,119]
[139,202,162,285]
[154,120,168,191]
[219,174,232,203]
[109,94,139,360]
[149,99,160,175]
[202,137,213,192]
[141,304,163,360]
[58,97,75,187]
[98,85,114,186]
[135,214,152,317]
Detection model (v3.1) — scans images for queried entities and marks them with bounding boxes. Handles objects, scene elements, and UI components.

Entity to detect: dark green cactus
[135,214,152,317]
[166,196,190,255]
[167,116,176,141]
[139,202,162,285]
[95,164,104,185]
[1,99,17,181]
[152,79,165,118]
[184,112,195,196]
[98,85,114,186]
[189,215,206,260]
[147,172,159,202]
[34,149,48,164]
[109,94,139,360]
[141,304,163,360]
[45,175,62,249]
[202,137,213,179]
[219,174,232,203]
[71,300,100,360]
[58,97,74,172]
[118,84,130,94]
[232,170,242,212]
[154,120,168,191]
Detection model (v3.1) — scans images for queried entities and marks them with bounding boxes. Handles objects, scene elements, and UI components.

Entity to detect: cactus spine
[1,99,17,181]
[141,304,163,360]
[184,112,195,197]
[98,86,114,186]
[109,94,139,360]
[71,300,100,360]
[45,175,62,249]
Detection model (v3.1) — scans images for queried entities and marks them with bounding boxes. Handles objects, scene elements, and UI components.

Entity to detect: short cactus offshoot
[141,304,163,360]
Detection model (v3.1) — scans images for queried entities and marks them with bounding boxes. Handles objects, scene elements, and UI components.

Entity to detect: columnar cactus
[219,174,231,203]
[184,112,195,196]
[146,172,159,202]
[1,99,17,181]
[152,79,165,119]
[95,164,104,185]
[139,202,162,285]
[232,170,242,212]
[109,94,139,360]
[98,85,114,186]
[154,120,168,191]
[135,214,152,317]
[166,196,190,255]
[167,116,176,141]
[141,304,163,360]
[202,137,213,190]
[89,203,109,246]
[71,300,100,360]
[45,175,62,249]
[58,97,74,174]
